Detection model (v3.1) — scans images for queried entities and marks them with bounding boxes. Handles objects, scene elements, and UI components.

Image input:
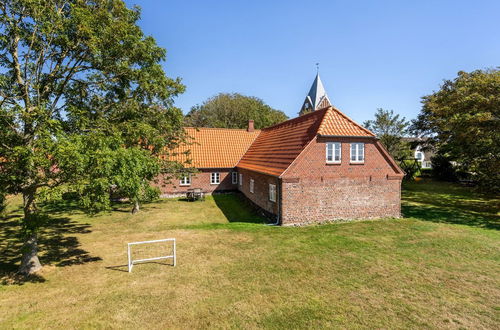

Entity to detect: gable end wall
[281,136,402,225]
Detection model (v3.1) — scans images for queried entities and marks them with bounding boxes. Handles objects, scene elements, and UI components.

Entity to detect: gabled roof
[318,106,375,137]
[171,127,261,168]
[237,107,375,176]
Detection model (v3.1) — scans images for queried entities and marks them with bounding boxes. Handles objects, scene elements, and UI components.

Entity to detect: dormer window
[326,142,341,163]
[326,142,342,164]
[350,143,364,163]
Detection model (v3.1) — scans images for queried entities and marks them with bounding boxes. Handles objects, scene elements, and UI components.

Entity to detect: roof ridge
[319,106,375,137]
[317,106,334,136]
[184,126,262,132]
[262,107,328,131]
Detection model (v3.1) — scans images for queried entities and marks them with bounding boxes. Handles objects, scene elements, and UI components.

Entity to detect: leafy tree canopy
[185,93,288,129]
[0,0,186,274]
[411,69,500,191]
[364,108,411,161]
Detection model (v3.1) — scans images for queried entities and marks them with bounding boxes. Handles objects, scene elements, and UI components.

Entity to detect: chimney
[247,119,254,132]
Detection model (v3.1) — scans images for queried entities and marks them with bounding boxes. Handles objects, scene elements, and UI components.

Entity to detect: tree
[411,69,500,191]
[363,108,411,161]
[185,93,288,129]
[0,0,186,274]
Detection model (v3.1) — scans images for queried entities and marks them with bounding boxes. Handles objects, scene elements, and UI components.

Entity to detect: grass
[0,181,499,328]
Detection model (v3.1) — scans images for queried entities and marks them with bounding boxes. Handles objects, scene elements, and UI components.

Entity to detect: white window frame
[269,184,276,202]
[350,143,365,163]
[249,178,254,193]
[210,172,220,185]
[179,175,191,186]
[232,172,238,184]
[239,173,243,186]
[326,142,341,164]
[415,151,424,161]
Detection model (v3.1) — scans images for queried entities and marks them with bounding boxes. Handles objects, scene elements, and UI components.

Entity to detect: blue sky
[126,0,500,123]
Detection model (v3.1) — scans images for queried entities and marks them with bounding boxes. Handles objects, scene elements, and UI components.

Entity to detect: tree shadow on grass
[212,192,268,224]
[402,181,499,230]
[402,204,499,230]
[0,204,101,285]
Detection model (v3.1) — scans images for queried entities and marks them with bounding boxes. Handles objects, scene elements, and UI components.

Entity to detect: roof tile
[238,107,374,176]
[171,127,260,168]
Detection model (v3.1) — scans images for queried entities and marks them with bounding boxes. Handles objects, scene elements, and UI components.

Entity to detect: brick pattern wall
[280,136,402,225]
[236,167,279,216]
[155,168,238,197]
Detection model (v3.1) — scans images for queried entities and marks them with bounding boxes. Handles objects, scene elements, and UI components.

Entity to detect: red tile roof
[237,109,327,176]
[318,106,375,137]
[171,107,374,174]
[170,127,261,168]
[237,107,375,176]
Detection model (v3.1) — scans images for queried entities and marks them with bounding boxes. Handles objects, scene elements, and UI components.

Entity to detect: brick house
[160,75,404,225]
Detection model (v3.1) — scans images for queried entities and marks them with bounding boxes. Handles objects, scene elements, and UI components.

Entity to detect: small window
[415,152,423,161]
[232,172,238,184]
[326,142,341,163]
[179,175,191,186]
[250,178,254,193]
[239,173,243,186]
[210,172,220,185]
[269,184,276,202]
[350,143,365,163]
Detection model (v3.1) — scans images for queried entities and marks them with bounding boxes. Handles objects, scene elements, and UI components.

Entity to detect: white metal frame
[127,238,176,273]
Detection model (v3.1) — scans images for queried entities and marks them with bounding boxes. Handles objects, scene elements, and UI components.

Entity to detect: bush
[419,168,433,178]
[431,154,458,181]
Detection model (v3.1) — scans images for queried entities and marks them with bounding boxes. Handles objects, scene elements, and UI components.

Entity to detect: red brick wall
[236,167,279,216]
[154,168,238,197]
[280,136,402,225]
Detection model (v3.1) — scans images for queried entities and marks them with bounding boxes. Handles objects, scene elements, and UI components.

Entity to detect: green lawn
[1,180,499,328]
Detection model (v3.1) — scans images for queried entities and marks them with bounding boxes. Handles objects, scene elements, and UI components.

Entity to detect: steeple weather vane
[298,68,332,116]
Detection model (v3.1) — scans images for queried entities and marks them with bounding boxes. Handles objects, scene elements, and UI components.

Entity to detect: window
[210,172,220,185]
[239,173,243,186]
[326,142,341,163]
[415,152,424,161]
[269,184,276,202]
[179,175,191,186]
[232,172,238,184]
[350,143,365,163]
[249,178,254,193]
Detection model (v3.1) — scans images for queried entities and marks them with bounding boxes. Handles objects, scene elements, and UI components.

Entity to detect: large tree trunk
[131,199,140,214]
[19,190,42,275]
[19,233,42,275]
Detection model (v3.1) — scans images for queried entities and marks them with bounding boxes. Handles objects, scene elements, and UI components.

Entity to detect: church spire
[299,72,331,116]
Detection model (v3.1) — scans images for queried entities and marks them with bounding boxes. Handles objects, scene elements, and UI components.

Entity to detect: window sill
[350,161,365,165]
[210,183,219,185]
[326,161,341,165]
[179,184,191,186]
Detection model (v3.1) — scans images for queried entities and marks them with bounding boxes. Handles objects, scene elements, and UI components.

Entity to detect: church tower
[299,73,331,116]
